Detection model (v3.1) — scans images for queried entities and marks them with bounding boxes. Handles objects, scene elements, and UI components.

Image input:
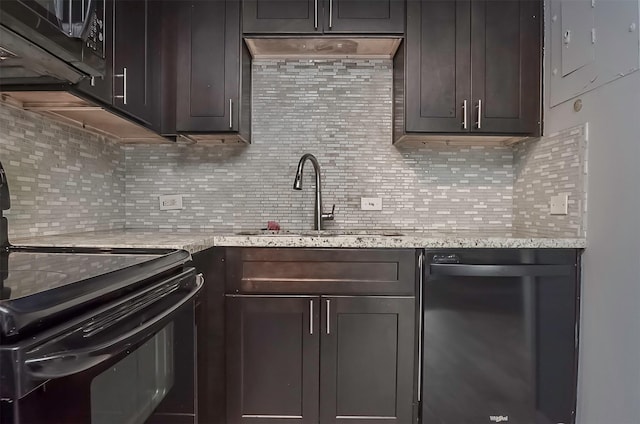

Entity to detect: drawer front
[226,248,416,295]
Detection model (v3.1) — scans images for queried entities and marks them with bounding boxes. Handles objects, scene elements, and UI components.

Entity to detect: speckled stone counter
[12,230,218,254]
[12,229,587,254]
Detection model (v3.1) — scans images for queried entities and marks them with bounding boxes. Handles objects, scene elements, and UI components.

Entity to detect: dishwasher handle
[429,264,574,278]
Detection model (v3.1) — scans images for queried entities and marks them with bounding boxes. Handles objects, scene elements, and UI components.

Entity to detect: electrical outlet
[361,197,383,211]
[550,194,568,215]
[159,194,183,211]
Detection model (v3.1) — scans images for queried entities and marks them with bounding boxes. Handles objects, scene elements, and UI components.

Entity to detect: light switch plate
[361,197,383,211]
[550,194,569,215]
[159,194,183,211]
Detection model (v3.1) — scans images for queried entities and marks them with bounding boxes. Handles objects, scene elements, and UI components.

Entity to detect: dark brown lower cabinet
[226,296,320,423]
[226,295,415,424]
[192,248,227,424]
[320,296,415,424]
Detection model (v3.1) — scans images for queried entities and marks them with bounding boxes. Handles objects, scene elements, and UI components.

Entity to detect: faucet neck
[295,154,323,230]
[296,153,321,176]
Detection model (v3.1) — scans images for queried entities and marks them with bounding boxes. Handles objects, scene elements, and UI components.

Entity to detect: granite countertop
[12,229,587,254]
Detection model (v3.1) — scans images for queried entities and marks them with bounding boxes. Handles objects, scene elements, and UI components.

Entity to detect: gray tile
[0,59,588,238]
[513,125,587,237]
[0,103,125,239]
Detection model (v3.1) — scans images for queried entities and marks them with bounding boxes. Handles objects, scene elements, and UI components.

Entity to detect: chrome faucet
[293,153,335,230]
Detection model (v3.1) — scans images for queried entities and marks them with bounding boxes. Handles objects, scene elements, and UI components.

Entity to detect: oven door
[3,269,202,424]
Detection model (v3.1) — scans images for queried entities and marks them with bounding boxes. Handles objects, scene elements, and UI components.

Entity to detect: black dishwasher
[421,249,579,424]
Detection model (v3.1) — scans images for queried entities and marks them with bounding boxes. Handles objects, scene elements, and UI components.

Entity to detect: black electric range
[0,246,192,339]
[0,161,202,424]
[0,161,193,341]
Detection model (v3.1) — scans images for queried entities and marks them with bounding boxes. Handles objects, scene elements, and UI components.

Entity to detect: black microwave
[0,0,106,81]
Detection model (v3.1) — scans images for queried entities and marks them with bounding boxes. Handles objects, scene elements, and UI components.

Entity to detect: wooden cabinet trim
[226,248,416,295]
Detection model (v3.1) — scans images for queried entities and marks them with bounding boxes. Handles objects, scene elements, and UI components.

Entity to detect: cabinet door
[320,296,415,423]
[323,0,404,33]
[176,0,239,132]
[405,0,471,133]
[243,0,320,34]
[227,296,320,424]
[192,248,227,424]
[112,0,155,125]
[470,0,541,135]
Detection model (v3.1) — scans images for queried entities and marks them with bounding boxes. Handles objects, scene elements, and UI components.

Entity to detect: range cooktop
[0,246,192,339]
[0,250,162,300]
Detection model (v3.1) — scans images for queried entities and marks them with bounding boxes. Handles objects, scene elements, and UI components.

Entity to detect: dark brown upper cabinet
[470,0,541,135]
[242,0,405,34]
[76,0,162,129]
[242,0,320,33]
[395,0,541,142]
[111,0,159,126]
[323,0,405,33]
[174,0,251,141]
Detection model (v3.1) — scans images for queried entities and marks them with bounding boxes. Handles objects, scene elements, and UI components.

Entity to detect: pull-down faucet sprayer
[293,153,335,230]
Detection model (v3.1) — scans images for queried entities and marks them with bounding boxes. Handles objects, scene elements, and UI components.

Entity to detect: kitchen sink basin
[233,230,404,237]
[233,230,301,236]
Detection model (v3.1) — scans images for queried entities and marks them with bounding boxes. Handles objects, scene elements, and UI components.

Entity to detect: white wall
[544,2,640,423]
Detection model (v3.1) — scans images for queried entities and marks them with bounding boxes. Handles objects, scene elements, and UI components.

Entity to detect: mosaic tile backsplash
[0,59,587,238]
[124,59,515,233]
[0,104,125,240]
[513,125,588,238]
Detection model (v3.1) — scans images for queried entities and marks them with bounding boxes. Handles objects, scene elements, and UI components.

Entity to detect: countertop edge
[13,233,587,254]
[212,236,587,250]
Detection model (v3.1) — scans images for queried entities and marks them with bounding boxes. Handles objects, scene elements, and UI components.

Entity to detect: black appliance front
[421,249,579,424]
[0,268,202,424]
[0,0,106,77]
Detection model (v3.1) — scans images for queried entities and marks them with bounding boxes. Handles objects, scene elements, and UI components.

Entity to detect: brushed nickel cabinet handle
[329,0,333,29]
[462,100,468,129]
[326,299,331,334]
[417,251,424,402]
[314,0,318,29]
[229,99,233,129]
[114,67,127,105]
[476,99,482,129]
[309,300,314,335]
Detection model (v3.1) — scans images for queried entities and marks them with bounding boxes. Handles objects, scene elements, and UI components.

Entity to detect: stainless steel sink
[233,230,301,236]
[233,230,404,237]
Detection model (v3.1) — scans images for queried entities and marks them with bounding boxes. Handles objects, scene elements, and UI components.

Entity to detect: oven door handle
[24,273,203,379]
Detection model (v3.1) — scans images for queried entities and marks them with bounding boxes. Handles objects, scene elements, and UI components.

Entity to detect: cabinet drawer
[226,248,416,295]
